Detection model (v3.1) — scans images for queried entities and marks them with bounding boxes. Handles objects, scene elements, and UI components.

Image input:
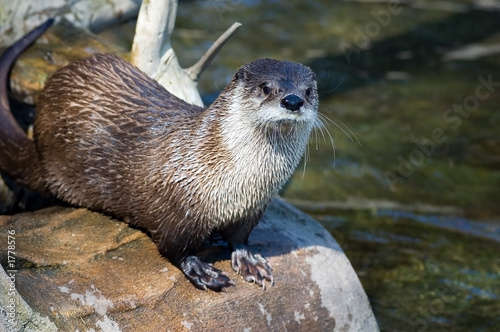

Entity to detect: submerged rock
[0,198,378,331]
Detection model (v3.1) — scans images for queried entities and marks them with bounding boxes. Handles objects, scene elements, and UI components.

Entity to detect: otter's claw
[231,248,273,289]
[180,256,235,291]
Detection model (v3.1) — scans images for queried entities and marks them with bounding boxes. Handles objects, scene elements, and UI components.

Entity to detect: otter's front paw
[180,256,235,291]
[231,248,273,289]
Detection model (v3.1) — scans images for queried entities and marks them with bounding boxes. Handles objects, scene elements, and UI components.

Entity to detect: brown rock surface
[0,198,378,331]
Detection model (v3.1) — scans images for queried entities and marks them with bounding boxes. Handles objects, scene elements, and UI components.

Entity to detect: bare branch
[130,0,177,76]
[186,22,242,81]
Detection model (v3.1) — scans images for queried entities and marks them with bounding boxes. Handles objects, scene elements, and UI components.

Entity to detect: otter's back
[34,54,203,213]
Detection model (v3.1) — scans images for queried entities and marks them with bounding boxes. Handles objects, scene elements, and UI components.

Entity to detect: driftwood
[130,0,241,106]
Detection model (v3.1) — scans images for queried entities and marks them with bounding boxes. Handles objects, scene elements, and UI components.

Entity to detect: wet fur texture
[2,27,318,290]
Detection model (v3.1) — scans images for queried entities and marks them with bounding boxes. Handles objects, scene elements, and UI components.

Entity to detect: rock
[0,198,378,331]
[0,266,57,332]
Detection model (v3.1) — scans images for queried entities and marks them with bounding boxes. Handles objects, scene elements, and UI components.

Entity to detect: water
[316,210,500,331]
[125,1,500,330]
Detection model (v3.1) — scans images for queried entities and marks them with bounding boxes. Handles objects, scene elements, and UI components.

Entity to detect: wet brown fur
[35,54,248,261]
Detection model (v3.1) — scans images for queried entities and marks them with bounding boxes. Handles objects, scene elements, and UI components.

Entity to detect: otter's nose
[281,94,304,112]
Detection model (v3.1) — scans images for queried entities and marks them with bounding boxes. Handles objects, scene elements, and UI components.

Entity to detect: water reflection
[377,209,500,243]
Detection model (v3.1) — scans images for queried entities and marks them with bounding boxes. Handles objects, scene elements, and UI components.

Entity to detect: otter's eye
[262,85,271,95]
[305,88,312,97]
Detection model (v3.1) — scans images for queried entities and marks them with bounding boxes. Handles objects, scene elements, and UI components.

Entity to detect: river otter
[0,20,319,291]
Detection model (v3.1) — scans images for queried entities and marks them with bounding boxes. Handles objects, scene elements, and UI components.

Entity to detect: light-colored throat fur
[196,82,314,225]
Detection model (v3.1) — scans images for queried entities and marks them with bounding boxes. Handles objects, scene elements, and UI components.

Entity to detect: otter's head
[230,58,318,133]
[208,59,319,208]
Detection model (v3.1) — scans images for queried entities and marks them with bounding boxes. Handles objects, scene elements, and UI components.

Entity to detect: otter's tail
[0,19,54,193]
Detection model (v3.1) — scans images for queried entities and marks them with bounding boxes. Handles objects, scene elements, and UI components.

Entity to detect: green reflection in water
[316,210,500,331]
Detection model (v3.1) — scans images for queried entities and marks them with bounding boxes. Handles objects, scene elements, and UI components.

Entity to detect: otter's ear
[235,67,248,81]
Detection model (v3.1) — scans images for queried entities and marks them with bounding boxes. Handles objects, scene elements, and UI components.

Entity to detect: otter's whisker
[314,120,327,148]
[317,70,331,90]
[318,112,362,147]
[315,116,336,168]
[313,125,320,151]
[301,142,309,180]
[318,75,344,95]
[337,118,362,148]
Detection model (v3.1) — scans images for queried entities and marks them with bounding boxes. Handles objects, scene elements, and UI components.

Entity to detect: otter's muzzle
[281,94,304,112]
